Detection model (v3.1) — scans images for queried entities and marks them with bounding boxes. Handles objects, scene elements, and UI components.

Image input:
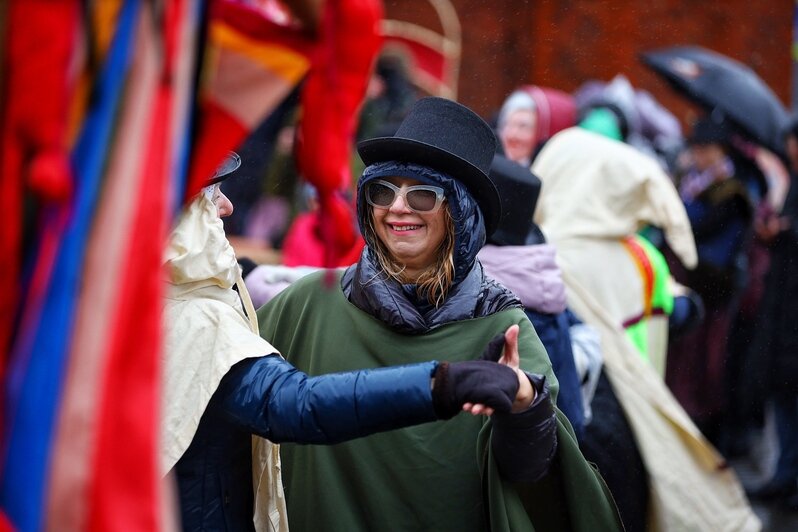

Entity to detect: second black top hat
[487,154,545,246]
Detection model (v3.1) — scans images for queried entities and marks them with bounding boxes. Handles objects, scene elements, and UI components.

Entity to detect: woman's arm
[214,356,437,444]
[211,354,520,445]
[491,375,558,483]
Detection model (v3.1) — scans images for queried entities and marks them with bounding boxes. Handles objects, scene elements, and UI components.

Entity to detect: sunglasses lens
[367,182,396,207]
[406,189,439,212]
[366,181,442,212]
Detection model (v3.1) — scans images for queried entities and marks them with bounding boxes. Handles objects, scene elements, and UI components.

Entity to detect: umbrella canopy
[641,45,789,155]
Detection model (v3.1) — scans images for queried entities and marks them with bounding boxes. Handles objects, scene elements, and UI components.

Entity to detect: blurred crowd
[8,2,798,530]
[221,53,798,527]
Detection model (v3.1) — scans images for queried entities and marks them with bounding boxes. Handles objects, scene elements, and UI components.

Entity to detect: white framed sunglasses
[365,179,446,213]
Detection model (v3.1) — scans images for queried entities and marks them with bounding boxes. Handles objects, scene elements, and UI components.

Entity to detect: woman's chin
[388,248,434,271]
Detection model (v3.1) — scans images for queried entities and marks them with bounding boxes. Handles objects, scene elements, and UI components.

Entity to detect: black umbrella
[641,46,789,155]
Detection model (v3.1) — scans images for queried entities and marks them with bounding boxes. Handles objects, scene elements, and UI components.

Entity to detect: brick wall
[382,0,793,125]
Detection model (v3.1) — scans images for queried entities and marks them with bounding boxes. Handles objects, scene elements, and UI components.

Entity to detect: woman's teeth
[392,224,421,231]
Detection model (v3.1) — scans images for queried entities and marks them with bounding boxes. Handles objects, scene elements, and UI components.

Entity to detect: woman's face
[499,109,537,164]
[370,176,447,279]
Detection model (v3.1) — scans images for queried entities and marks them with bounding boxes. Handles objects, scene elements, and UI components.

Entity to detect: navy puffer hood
[357,161,487,284]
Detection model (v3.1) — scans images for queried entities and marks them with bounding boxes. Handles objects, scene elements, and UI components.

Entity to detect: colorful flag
[1,1,378,529]
[1,1,191,529]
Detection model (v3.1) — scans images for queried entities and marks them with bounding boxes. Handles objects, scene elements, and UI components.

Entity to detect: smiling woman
[161,151,532,532]
[257,97,622,531]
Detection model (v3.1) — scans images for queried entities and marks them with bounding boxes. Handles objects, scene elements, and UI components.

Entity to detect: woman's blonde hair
[363,204,456,307]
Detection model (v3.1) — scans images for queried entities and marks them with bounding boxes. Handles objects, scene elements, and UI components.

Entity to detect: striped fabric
[0,1,319,531]
[2,2,182,530]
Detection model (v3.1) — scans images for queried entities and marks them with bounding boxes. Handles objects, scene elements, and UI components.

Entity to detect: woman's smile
[388,222,424,233]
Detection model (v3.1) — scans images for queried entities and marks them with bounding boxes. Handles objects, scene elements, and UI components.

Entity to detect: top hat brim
[358,137,501,235]
[207,152,242,185]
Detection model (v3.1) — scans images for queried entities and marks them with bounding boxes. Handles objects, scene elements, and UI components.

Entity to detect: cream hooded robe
[161,194,288,531]
[532,128,759,531]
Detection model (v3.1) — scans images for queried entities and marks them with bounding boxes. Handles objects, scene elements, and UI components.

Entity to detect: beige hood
[532,127,696,269]
[161,194,287,531]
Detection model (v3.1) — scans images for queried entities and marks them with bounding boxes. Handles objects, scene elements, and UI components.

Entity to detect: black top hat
[207,151,242,185]
[357,97,502,235]
[487,154,545,246]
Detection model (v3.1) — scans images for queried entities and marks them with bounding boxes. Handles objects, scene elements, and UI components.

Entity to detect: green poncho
[257,272,621,531]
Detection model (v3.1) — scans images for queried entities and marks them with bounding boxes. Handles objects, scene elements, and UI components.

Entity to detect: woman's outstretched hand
[463,325,535,415]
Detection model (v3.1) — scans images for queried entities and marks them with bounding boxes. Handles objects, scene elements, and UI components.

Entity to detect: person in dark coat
[162,153,526,531]
[747,119,798,506]
[667,116,754,442]
[477,154,585,438]
[478,154,648,530]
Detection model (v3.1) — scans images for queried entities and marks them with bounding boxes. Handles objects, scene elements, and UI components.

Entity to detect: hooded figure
[258,97,621,531]
[534,127,695,369]
[477,154,585,439]
[533,127,760,531]
[161,153,525,531]
[746,117,798,505]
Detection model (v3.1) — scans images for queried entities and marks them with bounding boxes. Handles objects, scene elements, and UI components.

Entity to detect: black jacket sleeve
[213,355,439,444]
[491,374,558,483]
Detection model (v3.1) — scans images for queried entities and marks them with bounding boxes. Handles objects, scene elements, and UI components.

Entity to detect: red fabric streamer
[186,101,248,201]
[0,510,12,532]
[0,0,78,437]
[295,0,383,267]
[282,212,365,268]
[185,1,314,202]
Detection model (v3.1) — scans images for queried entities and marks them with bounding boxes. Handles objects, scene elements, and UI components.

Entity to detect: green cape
[257,272,621,531]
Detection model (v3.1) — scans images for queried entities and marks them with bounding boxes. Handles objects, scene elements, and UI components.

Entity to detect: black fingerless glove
[431,361,519,419]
